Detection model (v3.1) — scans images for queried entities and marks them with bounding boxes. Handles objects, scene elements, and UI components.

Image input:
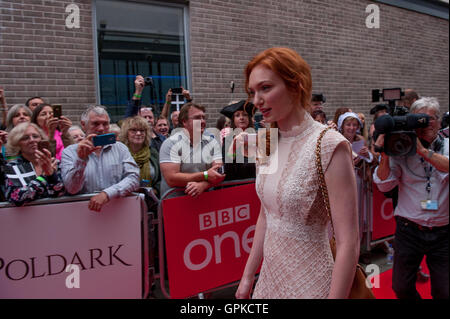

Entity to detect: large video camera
[372,88,429,156]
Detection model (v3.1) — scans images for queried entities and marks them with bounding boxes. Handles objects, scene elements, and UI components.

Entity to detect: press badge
[421,200,439,211]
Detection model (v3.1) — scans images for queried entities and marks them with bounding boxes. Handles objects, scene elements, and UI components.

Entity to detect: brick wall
[0,0,96,124]
[1,0,448,128]
[188,0,449,127]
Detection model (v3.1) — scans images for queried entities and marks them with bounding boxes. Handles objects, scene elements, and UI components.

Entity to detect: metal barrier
[0,193,149,299]
[357,162,395,252]
[0,172,393,298]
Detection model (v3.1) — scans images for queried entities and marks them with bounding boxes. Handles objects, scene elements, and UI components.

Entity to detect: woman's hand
[35,148,55,176]
[358,146,370,159]
[235,276,254,299]
[46,117,59,138]
[58,116,72,134]
[232,132,257,158]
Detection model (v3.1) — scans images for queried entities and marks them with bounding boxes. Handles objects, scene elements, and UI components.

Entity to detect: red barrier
[162,183,260,298]
[371,182,396,241]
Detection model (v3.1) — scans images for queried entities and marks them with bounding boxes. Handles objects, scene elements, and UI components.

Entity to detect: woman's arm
[325,142,360,299]
[235,206,266,299]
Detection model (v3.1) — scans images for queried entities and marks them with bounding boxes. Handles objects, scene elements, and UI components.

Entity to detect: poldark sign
[0,196,145,298]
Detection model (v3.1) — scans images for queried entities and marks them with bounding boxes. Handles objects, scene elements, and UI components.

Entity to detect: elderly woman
[338,112,373,165]
[5,104,32,132]
[67,125,86,143]
[31,103,74,160]
[338,112,375,243]
[119,116,161,196]
[4,122,64,206]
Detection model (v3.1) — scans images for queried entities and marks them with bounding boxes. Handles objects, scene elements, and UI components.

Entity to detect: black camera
[374,113,429,156]
[372,88,429,156]
[144,76,153,87]
[372,88,408,116]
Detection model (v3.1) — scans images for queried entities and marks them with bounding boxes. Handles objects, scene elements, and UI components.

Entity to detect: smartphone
[171,87,183,94]
[38,140,51,152]
[52,104,62,118]
[92,133,116,147]
[217,165,225,175]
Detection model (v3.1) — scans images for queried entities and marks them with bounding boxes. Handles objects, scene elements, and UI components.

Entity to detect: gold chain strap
[315,127,333,233]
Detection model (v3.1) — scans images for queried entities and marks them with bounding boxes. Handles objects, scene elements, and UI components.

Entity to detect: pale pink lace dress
[252,113,348,299]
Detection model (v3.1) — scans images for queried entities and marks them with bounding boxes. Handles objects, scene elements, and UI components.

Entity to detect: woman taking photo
[31,103,73,160]
[4,122,65,206]
[119,116,161,196]
[236,47,359,299]
[220,100,257,181]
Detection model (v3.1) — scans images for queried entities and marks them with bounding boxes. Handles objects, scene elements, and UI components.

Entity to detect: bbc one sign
[162,183,260,298]
[183,204,254,271]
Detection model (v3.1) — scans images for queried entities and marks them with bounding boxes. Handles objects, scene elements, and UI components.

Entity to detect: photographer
[373,97,449,299]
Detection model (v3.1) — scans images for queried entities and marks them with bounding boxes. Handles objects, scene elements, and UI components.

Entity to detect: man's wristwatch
[427,149,434,159]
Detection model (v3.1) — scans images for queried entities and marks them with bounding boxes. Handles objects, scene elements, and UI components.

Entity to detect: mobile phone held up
[217,165,225,175]
[93,133,116,147]
[38,140,51,152]
[52,104,62,118]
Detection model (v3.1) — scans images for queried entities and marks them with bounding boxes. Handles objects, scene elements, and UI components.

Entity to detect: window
[95,0,188,122]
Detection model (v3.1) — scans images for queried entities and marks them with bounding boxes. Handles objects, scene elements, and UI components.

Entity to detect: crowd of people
[0,46,448,299]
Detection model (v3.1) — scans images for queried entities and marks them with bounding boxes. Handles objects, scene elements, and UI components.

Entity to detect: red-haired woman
[236,48,359,299]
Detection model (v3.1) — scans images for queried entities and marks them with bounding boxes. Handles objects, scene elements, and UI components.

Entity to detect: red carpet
[372,258,432,299]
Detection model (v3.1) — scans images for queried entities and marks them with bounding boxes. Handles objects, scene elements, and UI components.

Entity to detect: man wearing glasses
[61,105,140,212]
[159,103,224,199]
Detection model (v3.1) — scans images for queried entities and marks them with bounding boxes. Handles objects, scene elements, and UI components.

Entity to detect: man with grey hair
[373,97,449,299]
[61,105,140,212]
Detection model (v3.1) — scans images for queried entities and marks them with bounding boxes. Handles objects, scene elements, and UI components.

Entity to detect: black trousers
[392,216,449,299]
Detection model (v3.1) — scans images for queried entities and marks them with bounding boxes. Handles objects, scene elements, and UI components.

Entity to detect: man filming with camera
[373,97,448,299]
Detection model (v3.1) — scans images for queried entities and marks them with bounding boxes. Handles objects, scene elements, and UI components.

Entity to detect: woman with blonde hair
[4,122,64,206]
[236,47,359,299]
[119,116,160,196]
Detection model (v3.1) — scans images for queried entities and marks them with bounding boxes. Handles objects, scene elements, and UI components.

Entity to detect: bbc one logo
[182,204,255,271]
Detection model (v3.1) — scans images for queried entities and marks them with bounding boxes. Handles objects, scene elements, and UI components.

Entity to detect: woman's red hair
[244,48,312,157]
[244,47,312,113]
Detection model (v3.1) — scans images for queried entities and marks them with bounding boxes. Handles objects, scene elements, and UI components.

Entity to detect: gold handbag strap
[315,127,334,233]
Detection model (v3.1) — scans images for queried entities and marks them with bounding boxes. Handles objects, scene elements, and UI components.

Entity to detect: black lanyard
[420,158,433,199]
